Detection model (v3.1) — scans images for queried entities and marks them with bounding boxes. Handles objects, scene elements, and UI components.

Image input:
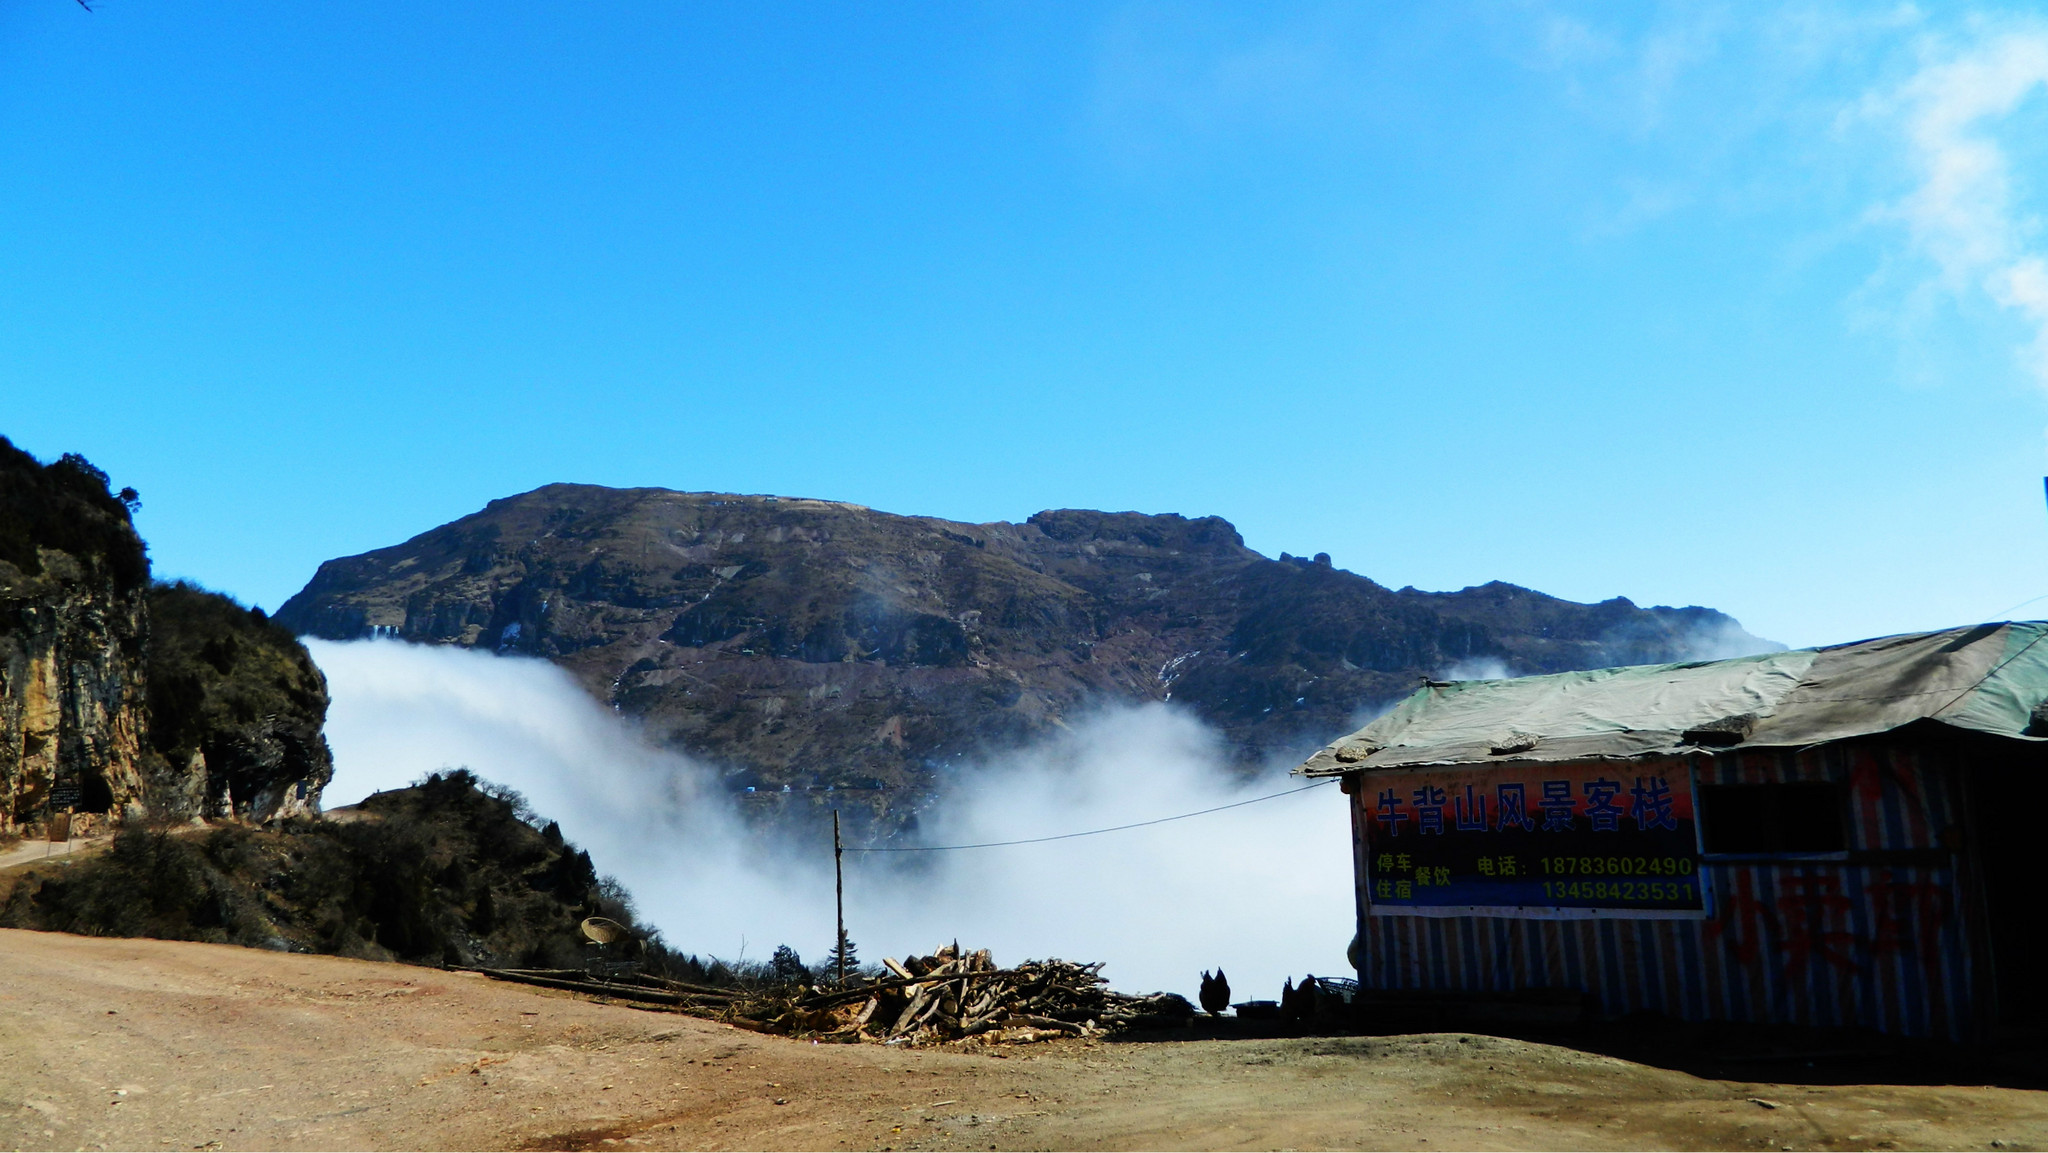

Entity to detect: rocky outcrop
[145,582,333,823]
[0,568,153,832]
[0,444,152,834]
[276,485,1777,801]
[0,437,332,835]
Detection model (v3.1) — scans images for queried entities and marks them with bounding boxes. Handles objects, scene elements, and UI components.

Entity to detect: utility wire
[1988,592,2048,620]
[1934,623,2048,719]
[849,778,1336,853]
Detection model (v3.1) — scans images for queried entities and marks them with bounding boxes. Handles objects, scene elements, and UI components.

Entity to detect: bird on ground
[1199,969,1230,1016]
[1281,974,1320,1023]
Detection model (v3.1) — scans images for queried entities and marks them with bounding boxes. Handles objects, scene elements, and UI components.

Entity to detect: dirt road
[2,929,2044,1152]
[0,836,105,874]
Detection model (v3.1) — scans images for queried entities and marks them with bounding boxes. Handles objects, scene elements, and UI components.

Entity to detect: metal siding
[1354,741,1978,1040]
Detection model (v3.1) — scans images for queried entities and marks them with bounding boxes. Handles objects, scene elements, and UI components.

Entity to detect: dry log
[482,969,739,999]
[890,986,933,1036]
[1004,1014,1087,1034]
[472,968,729,1006]
[797,967,1017,1010]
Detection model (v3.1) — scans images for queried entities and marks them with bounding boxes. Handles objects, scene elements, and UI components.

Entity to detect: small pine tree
[823,931,859,983]
[770,944,806,983]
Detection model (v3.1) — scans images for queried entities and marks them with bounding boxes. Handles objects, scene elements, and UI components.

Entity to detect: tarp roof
[1296,622,2048,777]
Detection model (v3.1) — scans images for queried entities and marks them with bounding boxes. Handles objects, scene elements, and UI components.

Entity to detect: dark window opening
[1699,782,1847,854]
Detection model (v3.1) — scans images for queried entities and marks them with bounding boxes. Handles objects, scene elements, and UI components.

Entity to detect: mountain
[276,485,1775,802]
[0,437,332,836]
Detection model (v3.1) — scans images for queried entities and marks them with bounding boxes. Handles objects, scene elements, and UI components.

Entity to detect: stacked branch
[818,942,1193,1045]
[470,968,745,1010]
[472,943,1194,1046]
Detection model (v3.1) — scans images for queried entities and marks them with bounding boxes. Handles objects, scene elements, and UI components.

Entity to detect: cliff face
[276,485,1777,799]
[0,568,152,830]
[0,438,332,835]
[0,444,152,833]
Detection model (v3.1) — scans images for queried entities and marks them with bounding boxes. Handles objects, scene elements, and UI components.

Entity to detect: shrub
[0,770,662,970]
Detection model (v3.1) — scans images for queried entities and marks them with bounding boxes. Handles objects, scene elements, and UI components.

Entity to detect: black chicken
[1199,968,1230,1017]
[1280,974,1318,1022]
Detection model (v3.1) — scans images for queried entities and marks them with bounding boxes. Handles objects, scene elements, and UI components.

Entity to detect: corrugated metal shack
[1295,623,2048,1043]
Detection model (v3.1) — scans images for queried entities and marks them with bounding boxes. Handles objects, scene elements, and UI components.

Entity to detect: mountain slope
[277,485,1774,800]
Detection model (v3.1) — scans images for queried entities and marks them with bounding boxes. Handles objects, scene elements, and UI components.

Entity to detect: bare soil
[3,929,2045,1152]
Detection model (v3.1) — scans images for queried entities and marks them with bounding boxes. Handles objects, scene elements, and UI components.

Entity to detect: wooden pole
[833,809,846,985]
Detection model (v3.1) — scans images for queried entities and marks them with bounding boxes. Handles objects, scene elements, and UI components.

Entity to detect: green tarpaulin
[1296,622,2048,777]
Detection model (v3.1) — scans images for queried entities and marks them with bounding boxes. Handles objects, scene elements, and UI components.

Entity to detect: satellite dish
[580,916,630,946]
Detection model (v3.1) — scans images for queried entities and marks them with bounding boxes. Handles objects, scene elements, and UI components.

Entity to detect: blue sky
[7,2,2048,648]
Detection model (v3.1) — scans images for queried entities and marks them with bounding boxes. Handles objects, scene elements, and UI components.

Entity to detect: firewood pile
[830,942,1196,1045]
[474,942,1195,1046]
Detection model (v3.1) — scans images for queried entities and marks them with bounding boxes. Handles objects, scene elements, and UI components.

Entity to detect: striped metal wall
[1352,740,1979,1040]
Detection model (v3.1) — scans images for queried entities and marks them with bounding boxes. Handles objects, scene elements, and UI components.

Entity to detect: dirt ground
[3,930,2046,1152]
[0,835,105,874]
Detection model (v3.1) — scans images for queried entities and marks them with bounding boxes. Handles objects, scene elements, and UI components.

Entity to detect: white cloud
[307,638,1355,1002]
[1879,24,2048,385]
[1438,657,1515,682]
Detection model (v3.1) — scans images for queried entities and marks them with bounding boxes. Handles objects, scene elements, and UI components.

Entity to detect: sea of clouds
[306,638,1356,1003]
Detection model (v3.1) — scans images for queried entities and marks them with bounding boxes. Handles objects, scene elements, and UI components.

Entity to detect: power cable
[1933,623,2048,719]
[848,778,1337,853]
[1987,592,2048,620]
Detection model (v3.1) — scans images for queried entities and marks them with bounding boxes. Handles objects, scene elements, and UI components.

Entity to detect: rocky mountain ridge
[277,484,1774,804]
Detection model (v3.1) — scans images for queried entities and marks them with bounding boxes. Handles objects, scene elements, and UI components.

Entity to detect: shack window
[1699,782,1847,854]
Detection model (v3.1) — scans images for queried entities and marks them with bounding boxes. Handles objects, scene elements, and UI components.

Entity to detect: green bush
[144,579,333,816]
[0,769,656,969]
[0,438,148,594]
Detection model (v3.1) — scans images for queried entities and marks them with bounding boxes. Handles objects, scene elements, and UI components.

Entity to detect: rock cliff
[277,485,1775,800]
[0,442,152,832]
[0,438,332,835]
